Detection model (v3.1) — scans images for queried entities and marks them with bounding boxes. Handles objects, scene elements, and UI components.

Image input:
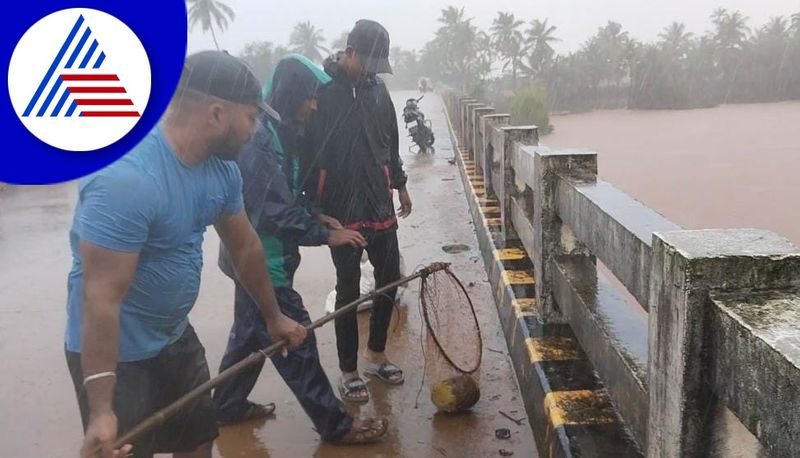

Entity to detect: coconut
[431,375,480,413]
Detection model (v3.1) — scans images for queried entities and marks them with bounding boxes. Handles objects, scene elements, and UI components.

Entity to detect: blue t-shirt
[65,126,244,362]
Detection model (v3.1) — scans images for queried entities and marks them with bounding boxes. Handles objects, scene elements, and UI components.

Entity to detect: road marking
[543,390,616,428]
[526,336,582,363]
[494,248,527,261]
[501,270,535,285]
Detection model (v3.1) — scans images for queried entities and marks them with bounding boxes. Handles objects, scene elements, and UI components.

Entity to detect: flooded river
[545,101,800,244]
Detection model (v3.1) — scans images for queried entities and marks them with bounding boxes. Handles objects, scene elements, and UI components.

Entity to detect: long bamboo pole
[111,262,449,449]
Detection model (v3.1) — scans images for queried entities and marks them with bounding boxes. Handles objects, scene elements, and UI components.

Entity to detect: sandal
[331,417,388,445]
[339,376,370,403]
[363,361,405,385]
[218,401,275,425]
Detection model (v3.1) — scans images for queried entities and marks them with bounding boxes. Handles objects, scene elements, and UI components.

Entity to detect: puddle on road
[442,244,471,254]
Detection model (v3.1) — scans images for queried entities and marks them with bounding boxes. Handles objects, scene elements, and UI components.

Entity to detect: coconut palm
[658,22,693,55]
[490,12,526,90]
[186,0,235,50]
[289,21,330,63]
[525,19,559,78]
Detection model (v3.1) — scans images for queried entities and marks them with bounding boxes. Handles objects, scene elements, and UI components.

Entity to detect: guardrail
[441,88,800,457]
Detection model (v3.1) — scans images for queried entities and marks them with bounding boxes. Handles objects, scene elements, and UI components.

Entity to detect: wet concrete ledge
[709,290,800,456]
[554,178,681,309]
[551,255,649,446]
[647,229,795,456]
[441,129,643,455]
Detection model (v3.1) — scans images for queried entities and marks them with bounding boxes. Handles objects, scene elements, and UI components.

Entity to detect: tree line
[187,1,800,113]
[399,6,800,112]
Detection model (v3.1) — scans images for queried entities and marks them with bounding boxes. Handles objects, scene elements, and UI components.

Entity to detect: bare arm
[80,241,139,416]
[215,211,306,348]
[79,241,138,457]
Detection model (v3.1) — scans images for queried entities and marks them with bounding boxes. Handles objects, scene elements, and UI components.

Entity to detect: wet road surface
[0,92,537,457]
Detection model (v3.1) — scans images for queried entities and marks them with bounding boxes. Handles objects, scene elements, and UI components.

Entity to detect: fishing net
[418,265,483,375]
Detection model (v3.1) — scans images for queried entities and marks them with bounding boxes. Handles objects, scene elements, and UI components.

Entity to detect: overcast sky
[188,0,800,55]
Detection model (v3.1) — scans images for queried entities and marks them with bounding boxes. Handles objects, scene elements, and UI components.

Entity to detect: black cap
[346,19,392,74]
[180,51,274,116]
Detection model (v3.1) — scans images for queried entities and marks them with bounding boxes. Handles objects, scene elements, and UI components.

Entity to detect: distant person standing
[305,19,412,403]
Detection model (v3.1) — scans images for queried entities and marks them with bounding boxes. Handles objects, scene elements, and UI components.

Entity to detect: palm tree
[712,8,749,50]
[331,32,349,51]
[596,21,631,88]
[490,12,526,90]
[439,6,466,30]
[289,21,330,63]
[186,0,235,50]
[710,9,749,101]
[525,19,559,78]
[658,22,693,55]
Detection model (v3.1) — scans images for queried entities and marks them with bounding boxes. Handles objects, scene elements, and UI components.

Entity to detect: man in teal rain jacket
[215,54,387,444]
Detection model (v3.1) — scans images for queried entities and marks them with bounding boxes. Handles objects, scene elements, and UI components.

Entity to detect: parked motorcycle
[402,96,435,154]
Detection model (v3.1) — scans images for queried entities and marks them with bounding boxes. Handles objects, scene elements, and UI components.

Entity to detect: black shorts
[66,324,218,457]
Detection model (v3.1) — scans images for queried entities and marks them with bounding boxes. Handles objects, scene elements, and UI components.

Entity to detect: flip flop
[363,361,405,385]
[339,376,370,403]
[331,417,388,445]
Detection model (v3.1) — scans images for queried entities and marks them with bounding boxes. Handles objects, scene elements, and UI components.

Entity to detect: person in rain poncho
[304,20,412,403]
[215,54,387,444]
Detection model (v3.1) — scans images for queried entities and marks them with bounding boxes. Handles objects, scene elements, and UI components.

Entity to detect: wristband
[83,371,116,387]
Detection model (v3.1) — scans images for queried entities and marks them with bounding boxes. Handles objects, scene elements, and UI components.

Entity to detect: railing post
[531,148,597,323]
[647,229,800,457]
[481,114,510,195]
[493,126,537,244]
[471,106,494,163]
[457,98,476,144]
[463,102,484,157]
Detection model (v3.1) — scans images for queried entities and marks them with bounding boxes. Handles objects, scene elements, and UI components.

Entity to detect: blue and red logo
[3,1,186,184]
[23,14,142,120]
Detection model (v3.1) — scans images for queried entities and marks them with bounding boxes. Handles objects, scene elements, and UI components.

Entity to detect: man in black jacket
[304,20,412,403]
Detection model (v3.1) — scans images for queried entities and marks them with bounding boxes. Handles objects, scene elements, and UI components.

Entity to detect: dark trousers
[66,325,218,457]
[213,284,352,442]
[330,228,401,373]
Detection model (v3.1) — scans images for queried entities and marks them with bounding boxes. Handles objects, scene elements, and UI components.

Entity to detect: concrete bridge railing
[440,88,800,457]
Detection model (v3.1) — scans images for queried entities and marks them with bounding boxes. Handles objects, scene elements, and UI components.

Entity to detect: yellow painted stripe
[512,298,536,318]
[526,336,581,363]
[485,217,502,226]
[544,390,616,428]
[501,269,535,285]
[480,206,500,214]
[478,198,498,206]
[493,248,527,261]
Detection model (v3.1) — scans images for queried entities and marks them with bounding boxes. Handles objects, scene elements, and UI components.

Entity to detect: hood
[263,54,331,124]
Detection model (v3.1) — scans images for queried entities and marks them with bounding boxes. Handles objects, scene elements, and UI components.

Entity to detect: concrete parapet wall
[441,87,798,457]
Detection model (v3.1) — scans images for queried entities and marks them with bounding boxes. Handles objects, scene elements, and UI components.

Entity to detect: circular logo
[8,8,151,152]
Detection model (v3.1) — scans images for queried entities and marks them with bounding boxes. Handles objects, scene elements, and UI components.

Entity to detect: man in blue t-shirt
[65,51,307,458]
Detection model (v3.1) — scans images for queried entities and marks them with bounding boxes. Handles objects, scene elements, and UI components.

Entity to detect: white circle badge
[8,8,151,152]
